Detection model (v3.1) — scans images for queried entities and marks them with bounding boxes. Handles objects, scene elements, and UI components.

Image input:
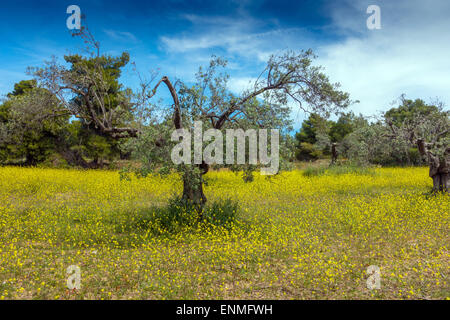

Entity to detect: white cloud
[158,1,450,120]
[159,14,315,63]
[227,76,258,95]
[318,0,450,114]
[104,29,138,43]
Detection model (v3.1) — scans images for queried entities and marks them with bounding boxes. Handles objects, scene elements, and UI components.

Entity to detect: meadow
[0,166,448,300]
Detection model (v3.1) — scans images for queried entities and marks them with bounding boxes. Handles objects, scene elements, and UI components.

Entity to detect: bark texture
[417,139,449,193]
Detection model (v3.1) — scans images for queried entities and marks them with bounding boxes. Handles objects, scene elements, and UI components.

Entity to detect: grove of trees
[0,26,448,196]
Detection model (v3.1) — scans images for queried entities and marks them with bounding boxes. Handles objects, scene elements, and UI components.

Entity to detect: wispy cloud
[159,14,317,63]
[227,76,258,95]
[104,29,139,43]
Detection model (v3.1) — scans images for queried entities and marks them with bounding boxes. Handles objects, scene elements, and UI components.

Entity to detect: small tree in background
[340,96,449,192]
[0,80,69,165]
[384,96,449,192]
[294,113,329,161]
[30,24,138,144]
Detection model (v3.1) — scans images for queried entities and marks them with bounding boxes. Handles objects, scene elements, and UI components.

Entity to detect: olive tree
[384,96,449,192]
[340,96,449,192]
[131,51,352,209]
[27,25,352,207]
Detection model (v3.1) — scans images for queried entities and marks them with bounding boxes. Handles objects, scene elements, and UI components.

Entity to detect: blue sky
[1,0,449,128]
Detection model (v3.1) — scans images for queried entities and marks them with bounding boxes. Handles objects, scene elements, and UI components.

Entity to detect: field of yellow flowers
[0,166,448,300]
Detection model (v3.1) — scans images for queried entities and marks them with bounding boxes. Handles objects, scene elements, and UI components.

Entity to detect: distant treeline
[1,80,447,169]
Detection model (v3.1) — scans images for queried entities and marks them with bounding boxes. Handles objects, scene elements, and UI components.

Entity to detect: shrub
[408,147,421,165]
[37,153,70,169]
[296,142,323,161]
[203,199,239,229]
[131,196,239,236]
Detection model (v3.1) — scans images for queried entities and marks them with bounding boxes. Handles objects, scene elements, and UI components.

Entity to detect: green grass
[303,164,376,177]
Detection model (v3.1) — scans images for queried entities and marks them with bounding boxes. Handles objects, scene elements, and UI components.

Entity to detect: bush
[408,147,421,165]
[296,142,323,161]
[130,196,239,236]
[37,153,70,169]
[203,199,239,229]
[153,196,199,233]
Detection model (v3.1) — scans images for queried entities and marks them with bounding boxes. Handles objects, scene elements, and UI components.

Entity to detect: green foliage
[385,97,439,127]
[30,46,138,141]
[408,147,421,165]
[0,78,126,167]
[303,164,376,177]
[341,96,449,167]
[295,113,328,145]
[67,121,122,165]
[329,112,363,143]
[7,79,37,98]
[296,142,323,161]
[0,81,66,165]
[302,166,327,177]
[64,52,134,129]
[327,164,376,176]
[37,153,71,169]
[129,196,239,236]
[294,112,367,161]
[295,113,329,161]
[148,196,199,234]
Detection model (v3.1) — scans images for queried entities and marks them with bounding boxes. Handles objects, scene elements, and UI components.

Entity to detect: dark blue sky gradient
[0,0,336,92]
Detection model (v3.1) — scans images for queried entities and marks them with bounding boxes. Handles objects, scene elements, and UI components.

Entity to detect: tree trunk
[432,172,449,193]
[417,139,449,193]
[181,164,209,216]
[182,174,207,206]
[181,162,210,218]
[331,143,338,165]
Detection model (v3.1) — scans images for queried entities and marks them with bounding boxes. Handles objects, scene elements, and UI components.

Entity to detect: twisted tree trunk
[181,162,209,217]
[417,139,449,193]
[182,172,207,205]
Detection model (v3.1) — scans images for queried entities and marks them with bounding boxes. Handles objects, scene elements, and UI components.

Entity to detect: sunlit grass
[0,166,448,300]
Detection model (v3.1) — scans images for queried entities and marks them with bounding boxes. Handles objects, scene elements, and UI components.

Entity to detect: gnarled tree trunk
[182,173,207,205]
[181,162,210,215]
[417,139,449,193]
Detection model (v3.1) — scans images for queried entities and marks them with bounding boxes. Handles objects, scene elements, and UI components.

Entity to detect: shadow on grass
[115,196,249,240]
